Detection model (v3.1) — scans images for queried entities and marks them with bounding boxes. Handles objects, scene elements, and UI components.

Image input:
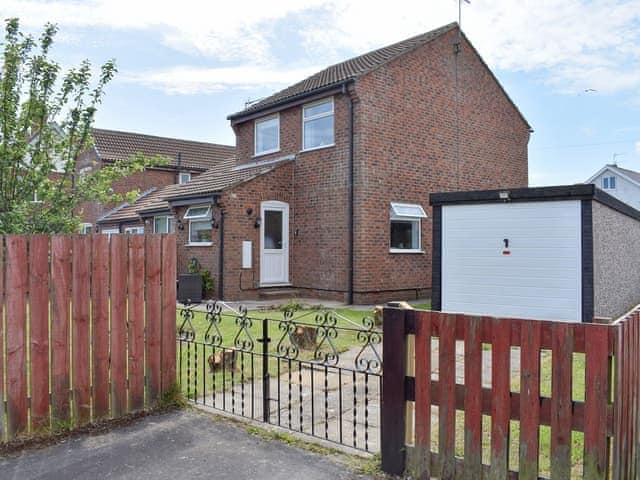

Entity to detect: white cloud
[120,64,321,95]
[3,0,640,95]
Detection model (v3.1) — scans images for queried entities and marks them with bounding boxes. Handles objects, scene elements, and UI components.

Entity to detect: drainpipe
[217,205,224,300]
[344,83,355,305]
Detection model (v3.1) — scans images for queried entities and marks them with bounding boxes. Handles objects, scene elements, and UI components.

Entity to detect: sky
[2,0,640,186]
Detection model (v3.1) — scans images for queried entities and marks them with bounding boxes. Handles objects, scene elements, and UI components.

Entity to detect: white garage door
[441,200,582,322]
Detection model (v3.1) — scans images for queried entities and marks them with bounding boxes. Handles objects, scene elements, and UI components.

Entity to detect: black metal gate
[177,302,382,452]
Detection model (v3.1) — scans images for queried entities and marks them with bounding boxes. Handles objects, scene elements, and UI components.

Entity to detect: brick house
[79,128,234,233]
[104,22,530,303]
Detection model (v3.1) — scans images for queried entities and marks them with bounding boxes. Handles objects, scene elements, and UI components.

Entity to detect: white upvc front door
[260,200,289,285]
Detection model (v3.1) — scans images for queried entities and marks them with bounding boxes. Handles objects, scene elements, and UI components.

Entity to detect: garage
[430,184,640,323]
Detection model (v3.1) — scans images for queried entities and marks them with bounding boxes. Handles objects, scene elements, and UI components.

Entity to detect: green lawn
[176,306,379,399]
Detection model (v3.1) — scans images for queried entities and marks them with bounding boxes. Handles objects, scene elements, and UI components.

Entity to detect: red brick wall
[232,95,352,301]
[77,150,202,226]
[218,164,294,300]
[225,27,529,304]
[351,28,529,303]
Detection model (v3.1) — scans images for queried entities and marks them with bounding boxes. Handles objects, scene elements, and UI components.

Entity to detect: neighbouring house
[429,184,640,323]
[78,128,234,233]
[102,22,531,304]
[586,163,640,211]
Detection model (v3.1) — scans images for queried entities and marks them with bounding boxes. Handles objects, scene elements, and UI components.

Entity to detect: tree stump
[292,326,317,350]
[208,349,236,372]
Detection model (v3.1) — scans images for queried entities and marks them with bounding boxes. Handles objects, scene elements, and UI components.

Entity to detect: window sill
[253,149,280,158]
[389,249,425,254]
[186,242,213,247]
[300,144,335,153]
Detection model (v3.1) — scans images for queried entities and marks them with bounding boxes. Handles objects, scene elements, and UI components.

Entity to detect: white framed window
[254,115,280,156]
[101,227,120,236]
[184,205,211,220]
[178,172,191,184]
[390,202,427,253]
[602,176,616,190]
[154,215,175,234]
[124,226,144,235]
[302,98,334,151]
[185,204,212,245]
[80,223,93,234]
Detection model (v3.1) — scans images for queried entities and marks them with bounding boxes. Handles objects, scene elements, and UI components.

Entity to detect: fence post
[381,307,407,475]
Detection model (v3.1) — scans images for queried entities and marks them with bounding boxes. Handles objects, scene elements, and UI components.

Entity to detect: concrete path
[0,410,371,480]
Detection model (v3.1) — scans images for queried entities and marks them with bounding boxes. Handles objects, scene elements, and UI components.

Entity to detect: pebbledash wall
[225,27,529,304]
[593,200,640,319]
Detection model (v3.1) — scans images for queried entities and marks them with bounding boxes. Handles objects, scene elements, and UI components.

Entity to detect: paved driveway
[0,410,370,480]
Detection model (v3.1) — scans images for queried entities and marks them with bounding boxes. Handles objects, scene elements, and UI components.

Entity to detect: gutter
[228,80,354,124]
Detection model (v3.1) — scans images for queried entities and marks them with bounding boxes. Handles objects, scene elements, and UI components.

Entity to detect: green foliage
[278,299,304,313]
[0,18,166,234]
[187,260,215,297]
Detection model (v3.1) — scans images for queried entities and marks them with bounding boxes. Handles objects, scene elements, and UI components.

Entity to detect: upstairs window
[390,202,427,252]
[255,115,279,156]
[303,98,334,151]
[602,176,616,190]
[154,215,175,234]
[178,172,191,184]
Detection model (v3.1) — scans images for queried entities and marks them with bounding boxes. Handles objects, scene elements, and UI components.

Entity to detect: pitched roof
[611,165,640,184]
[164,156,293,201]
[586,164,640,187]
[97,188,159,224]
[92,128,235,171]
[228,23,458,119]
[98,156,293,223]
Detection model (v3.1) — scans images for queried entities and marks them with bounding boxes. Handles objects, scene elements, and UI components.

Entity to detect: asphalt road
[0,410,369,480]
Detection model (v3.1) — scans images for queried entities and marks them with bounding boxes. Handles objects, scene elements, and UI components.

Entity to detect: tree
[0,18,165,234]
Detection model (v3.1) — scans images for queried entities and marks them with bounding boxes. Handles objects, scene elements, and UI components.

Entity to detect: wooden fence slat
[51,236,71,424]
[91,234,110,418]
[463,316,482,479]
[128,235,145,411]
[519,319,541,480]
[584,325,610,479]
[438,313,456,479]
[145,235,162,404]
[29,235,50,430]
[612,322,624,480]
[550,322,573,479]
[489,317,510,480]
[110,234,128,416]
[160,234,177,392]
[381,308,408,475]
[414,311,432,480]
[634,316,640,479]
[0,236,4,442]
[5,236,28,437]
[72,236,91,425]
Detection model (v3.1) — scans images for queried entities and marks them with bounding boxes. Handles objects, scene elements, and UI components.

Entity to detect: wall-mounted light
[176,219,185,230]
[246,207,253,216]
[254,216,262,228]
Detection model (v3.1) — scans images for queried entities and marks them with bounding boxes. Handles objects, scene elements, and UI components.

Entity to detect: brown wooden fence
[0,234,177,443]
[382,308,640,479]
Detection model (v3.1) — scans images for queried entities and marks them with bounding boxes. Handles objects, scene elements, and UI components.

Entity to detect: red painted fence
[382,308,640,479]
[0,234,177,443]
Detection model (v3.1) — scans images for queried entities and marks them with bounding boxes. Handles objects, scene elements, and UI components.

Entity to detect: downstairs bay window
[390,202,427,253]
